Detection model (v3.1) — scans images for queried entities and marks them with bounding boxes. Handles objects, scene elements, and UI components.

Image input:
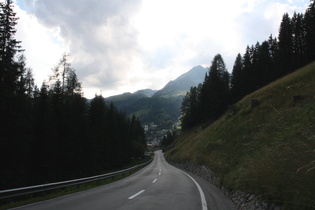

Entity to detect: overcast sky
[10,0,309,98]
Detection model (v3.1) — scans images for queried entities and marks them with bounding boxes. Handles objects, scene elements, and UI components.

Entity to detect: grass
[0,157,152,210]
[166,62,315,209]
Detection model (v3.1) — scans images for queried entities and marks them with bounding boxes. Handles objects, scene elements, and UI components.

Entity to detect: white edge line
[128,190,145,200]
[180,170,208,210]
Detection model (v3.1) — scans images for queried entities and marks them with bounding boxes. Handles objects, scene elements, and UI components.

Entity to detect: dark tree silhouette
[230,53,243,103]
[199,54,230,122]
[181,85,202,129]
[278,13,294,76]
[304,1,315,64]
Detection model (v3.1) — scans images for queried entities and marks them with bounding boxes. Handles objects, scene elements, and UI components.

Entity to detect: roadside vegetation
[166,62,315,209]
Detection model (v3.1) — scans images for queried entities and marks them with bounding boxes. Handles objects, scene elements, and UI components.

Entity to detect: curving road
[13,151,235,210]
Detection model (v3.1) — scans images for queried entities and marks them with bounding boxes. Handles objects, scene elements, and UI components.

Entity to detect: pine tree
[180,85,202,129]
[241,46,254,95]
[200,54,230,122]
[304,1,315,63]
[231,53,243,103]
[0,0,33,188]
[251,42,261,90]
[0,0,23,95]
[257,41,272,87]
[278,13,294,75]
[49,54,81,97]
[89,95,109,171]
[268,34,279,81]
[291,12,306,68]
[24,68,35,98]
[31,83,51,182]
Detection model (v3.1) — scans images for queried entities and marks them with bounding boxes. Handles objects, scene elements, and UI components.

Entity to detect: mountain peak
[134,89,157,97]
[152,65,207,98]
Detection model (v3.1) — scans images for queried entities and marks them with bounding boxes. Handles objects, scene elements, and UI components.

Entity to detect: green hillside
[166,62,315,209]
[107,66,206,128]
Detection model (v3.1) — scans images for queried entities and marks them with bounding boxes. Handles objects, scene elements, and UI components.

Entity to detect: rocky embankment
[169,161,281,210]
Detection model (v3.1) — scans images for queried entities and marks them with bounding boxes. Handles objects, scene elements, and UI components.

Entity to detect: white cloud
[28,0,143,98]
[14,4,68,85]
[12,0,310,98]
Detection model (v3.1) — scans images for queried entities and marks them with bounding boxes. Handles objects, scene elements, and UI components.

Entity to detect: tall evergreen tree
[0,0,23,96]
[231,53,243,103]
[180,85,201,129]
[0,0,31,188]
[88,94,108,171]
[257,41,272,87]
[278,13,294,76]
[251,42,261,90]
[267,34,279,81]
[24,68,35,98]
[291,12,306,68]
[200,54,230,122]
[241,46,255,95]
[304,1,315,63]
[31,82,51,182]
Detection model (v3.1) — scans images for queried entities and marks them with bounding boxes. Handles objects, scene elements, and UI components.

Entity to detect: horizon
[9,0,310,98]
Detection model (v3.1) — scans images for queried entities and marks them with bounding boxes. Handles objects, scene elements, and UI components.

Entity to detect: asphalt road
[13,151,235,210]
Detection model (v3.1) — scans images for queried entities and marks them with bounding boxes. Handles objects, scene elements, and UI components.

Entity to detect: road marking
[157,153,162,175]
[180,170,208,210]
[152,178,157,183]
[128,190,145,200]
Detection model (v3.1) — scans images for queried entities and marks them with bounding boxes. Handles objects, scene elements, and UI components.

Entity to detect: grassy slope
[166,62,315,209]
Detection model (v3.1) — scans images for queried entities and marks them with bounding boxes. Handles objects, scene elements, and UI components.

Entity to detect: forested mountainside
[106,66,207,129]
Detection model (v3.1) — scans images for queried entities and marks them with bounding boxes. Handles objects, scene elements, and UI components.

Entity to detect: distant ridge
[106,89,157,102]
[134,89,157,97]
[153,65,207,98]
[105,65,207,128]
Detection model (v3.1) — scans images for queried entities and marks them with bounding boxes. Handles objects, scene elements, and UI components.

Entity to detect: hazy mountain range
[106,65,207,128]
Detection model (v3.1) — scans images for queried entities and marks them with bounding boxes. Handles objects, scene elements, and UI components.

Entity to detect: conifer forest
[0,0,146,190]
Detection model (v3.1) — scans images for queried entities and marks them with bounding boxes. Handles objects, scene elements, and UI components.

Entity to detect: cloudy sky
[10,0,309,98]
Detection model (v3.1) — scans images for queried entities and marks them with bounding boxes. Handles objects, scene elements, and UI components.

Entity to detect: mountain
[106,89,156,102]
[153,65,207,98]
[134,89,157,97]
[105,89,157,109]
[106,65,207,128]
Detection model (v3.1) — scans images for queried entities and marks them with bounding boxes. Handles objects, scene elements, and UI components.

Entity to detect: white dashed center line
[128,190,145,200]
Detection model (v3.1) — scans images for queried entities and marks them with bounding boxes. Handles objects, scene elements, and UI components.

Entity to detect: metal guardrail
[0,159,152,200]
